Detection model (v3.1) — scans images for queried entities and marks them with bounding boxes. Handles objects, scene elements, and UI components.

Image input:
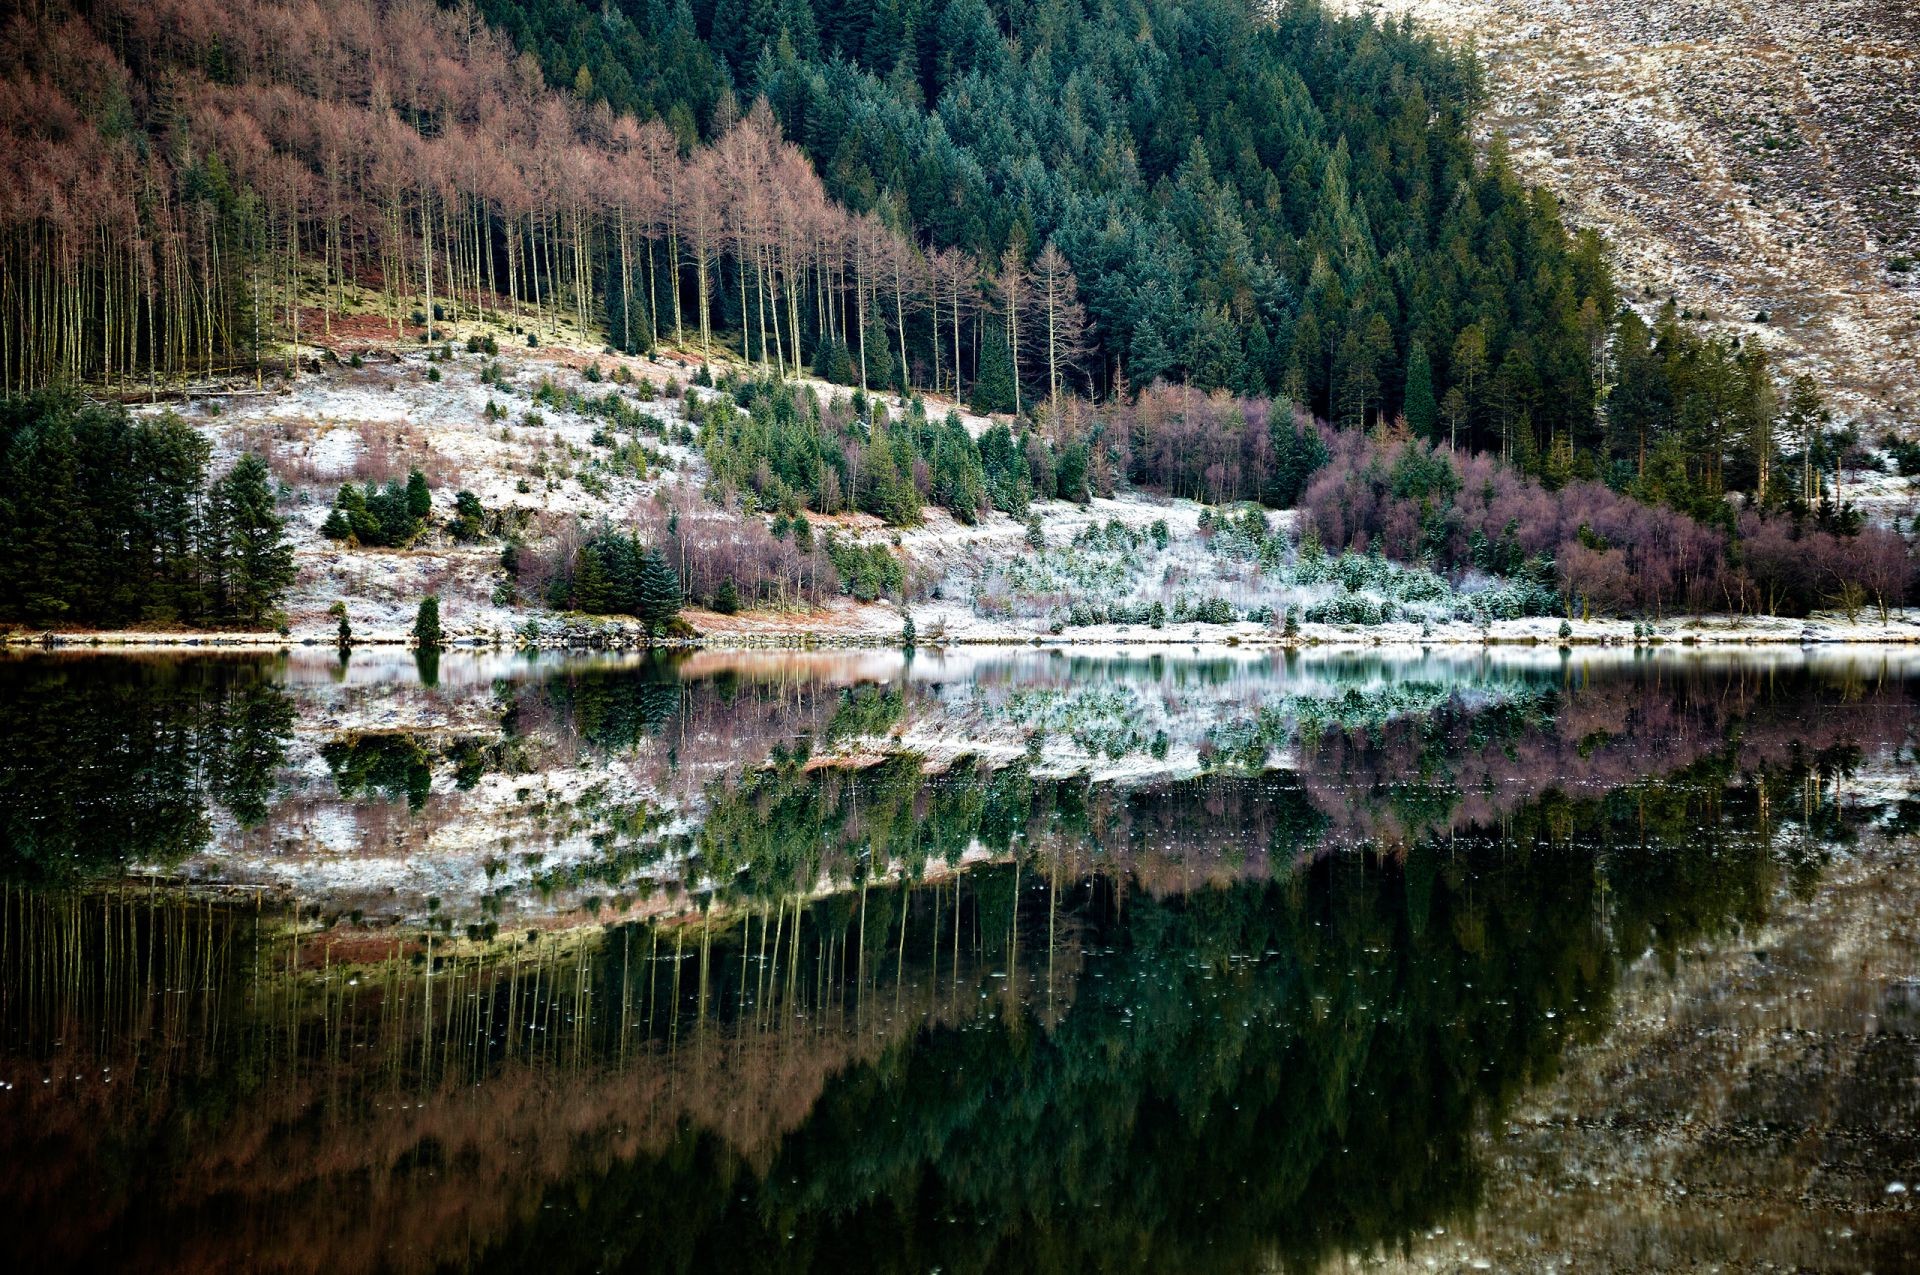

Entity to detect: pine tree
[1405,340,1439,441]
[405,468,431,522]
[632,547,683,636]
[970,327,1017,415]
[413,595,443,648]
[208,454,295,626]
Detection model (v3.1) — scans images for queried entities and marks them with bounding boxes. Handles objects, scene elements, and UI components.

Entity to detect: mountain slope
[1337,0,1920,439]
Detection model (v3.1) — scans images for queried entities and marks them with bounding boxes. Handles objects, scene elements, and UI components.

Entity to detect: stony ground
[1337,0,1920,457]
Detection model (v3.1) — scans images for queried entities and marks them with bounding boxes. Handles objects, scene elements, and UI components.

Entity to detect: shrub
[414,595,443,648]
[321,468,431,548]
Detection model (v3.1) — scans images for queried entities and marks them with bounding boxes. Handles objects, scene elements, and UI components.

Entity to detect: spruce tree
[571,541,613,613]
[970,329,1017,415]
[405,468,432,522]
[1405,340,1439,441]
[208,453,295,626]
[413,595,443,648]
[632,546,683,636]
[1129,316,1176,388]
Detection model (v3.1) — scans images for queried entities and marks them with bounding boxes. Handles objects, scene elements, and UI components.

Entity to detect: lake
[1,646,1916,1272]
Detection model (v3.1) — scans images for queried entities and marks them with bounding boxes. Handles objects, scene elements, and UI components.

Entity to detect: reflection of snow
[149,645,1920,930]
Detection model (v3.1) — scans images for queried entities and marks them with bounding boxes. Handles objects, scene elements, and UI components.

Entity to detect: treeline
[7,0,1826,521]
[0,0,909,395]
[3,0,1088,412]
[1300,426,1913,619]
[0,392,294,627]
[484,0,1884,522]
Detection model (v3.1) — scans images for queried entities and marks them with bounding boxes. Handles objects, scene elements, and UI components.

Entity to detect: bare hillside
[1340,0,1920,438]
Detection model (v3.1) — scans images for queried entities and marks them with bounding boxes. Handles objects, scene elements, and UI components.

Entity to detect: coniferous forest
[0,0,1912,628]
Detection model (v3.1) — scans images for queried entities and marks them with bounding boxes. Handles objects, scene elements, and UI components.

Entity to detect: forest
[1,0,1861,499]
[0,392,293,626]
[0,0,1911,627]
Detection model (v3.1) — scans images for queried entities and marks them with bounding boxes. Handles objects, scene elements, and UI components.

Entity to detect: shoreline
[6,614,1920,653]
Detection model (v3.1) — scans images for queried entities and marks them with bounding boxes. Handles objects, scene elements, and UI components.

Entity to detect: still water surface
[1,647,1916,1272]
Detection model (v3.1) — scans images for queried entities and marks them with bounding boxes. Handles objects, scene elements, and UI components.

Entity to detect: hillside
[0,0,1914,640]
[1337,0,1920,447]
[32,330,1903,648]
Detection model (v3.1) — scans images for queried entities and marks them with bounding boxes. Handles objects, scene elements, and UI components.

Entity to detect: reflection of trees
[320,733,436,810]
[0,740,1879,1274]
[679,658,1906,906]
[477,773,1824,1275]
[0,656,293,881]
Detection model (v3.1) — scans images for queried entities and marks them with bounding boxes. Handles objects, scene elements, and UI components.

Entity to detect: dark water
[0,648,1916,1272]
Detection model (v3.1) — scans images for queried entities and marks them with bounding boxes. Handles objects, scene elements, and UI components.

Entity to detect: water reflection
[0,648,1914,1271]
[2,647,1913,922]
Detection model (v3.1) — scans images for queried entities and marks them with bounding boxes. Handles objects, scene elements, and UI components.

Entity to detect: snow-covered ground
[0,337,1899,650]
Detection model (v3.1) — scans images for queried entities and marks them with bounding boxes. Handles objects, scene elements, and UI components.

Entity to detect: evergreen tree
[450,490,487,541]
[413,595,443,648]
[633,547,683,636]
[570,538,614,613]
[207,454,295,626]
[1405,341,1439,441]
[978,423,1032,515]
[1129,316,1177,388]
[405,468,432,522]
[970,328,1017,415]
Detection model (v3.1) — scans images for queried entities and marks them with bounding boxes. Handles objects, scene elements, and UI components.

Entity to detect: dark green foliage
[553,528,682,633]
[978,423,1032,516]
[697,378,959,526]
[0,391,292,628]
[924,412,986,523]
[1266,413,1329,507]
[321,468,432,548]
[1405,341,1439,442]
[811,336,855,386]
[824,684,905,742]
[0,658,293,880]
[405,469,432,521]
[1054,438,1091,503]
[414,595,443,648]
[206,454,295,627]
[858,319,897,393]
[824,534,903,601]
[450,490,488,542]
[969,326,1017,415]
[632,546,683,633]
[321,733,434,811]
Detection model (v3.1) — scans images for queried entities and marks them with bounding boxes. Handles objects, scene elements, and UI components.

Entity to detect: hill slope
[1339,0,1920,438]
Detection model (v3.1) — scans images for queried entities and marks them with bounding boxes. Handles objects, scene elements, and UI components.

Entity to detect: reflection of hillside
[685,659,1911,902]
[2,650,1914,925]
[0,739,1883,1273]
